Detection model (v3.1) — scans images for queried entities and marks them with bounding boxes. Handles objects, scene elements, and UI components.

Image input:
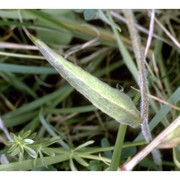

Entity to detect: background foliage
[0,9,179,171]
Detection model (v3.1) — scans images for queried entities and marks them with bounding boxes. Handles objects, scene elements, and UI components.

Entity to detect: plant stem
[123,9,150,142]
[123,9,162,167]
[109,124,127,171]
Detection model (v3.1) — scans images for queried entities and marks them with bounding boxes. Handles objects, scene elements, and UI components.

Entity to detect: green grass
[0,9,179,171]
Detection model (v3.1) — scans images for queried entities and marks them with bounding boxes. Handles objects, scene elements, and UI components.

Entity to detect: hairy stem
[123,9,162,167]
[123,9,151,142]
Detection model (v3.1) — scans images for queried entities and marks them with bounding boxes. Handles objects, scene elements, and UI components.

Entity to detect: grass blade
[0,154,69,171]
[0,63,57,74]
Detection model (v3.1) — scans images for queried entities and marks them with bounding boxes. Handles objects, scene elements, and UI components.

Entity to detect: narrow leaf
[158,126,180,149]
[98,10,121,32]
[9,147,20,156]
[74,140,95,151]
[69,158,78,171]
[28,34,141,128]
[24,146,37,158]
[173,146,180,168]
[73,154,89,167]
[19,130,31,138]
[0,154,69,171]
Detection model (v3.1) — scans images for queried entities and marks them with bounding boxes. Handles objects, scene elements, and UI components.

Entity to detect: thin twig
[110,11,170,46]
[64,24,99,59]
[144,9,155,59]
[0,51,45,59]
[154,17,180,49]
[121,116,180,171]
[131,86,180,111]
[0,42,38,50]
